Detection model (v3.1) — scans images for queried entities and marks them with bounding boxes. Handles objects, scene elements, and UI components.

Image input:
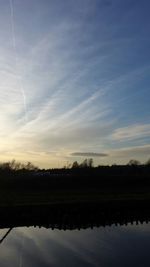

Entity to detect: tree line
[0,158,149,172]
[70,158,150,169]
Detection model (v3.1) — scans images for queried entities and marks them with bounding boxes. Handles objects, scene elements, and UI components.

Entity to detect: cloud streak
[71,152,108,157]
[0,1,149,167]
[111,123,150,141]
[9,0,28,122]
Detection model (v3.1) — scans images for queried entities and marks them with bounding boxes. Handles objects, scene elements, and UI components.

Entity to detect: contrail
[9,0,28,122]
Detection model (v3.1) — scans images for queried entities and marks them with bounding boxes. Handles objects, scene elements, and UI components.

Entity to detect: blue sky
[0,0,150,167]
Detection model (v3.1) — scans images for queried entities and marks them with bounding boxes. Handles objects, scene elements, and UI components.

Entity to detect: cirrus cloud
[111,123,150,141]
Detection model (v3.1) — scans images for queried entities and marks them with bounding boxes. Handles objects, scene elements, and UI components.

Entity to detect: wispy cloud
[71,152,108,157]
[110,144,150,158]
[0,0,149,167]
[104,144,150,165]
[111,123,150,141]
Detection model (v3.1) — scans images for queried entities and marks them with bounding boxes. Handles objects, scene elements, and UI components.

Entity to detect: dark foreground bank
[0,163,149,207]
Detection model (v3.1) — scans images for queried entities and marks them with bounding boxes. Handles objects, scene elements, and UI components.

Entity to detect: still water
[0,223,150,266]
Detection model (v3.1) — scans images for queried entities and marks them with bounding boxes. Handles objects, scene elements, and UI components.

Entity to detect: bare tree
[145,159,150,165]
[127,159,141,166]
[72,161,79,168]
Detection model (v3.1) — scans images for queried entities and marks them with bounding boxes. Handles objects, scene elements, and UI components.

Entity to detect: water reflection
[0,202,150,230]
[0,223,150,267]
[0,203,150,266]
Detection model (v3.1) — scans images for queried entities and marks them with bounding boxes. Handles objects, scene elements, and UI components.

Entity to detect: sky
[0,0,150,168]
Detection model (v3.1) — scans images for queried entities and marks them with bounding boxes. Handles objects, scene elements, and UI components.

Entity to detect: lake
[0,222,150,266]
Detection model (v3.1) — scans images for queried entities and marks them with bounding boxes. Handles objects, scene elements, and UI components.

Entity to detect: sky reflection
[0,223,150,266]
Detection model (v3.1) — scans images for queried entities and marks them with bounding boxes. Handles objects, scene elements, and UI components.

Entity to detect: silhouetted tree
[9,160,22,170]
[80,159,88,168]
[71,159,94,168]
[88,158,93,168]
[0,162,11,171]
[0,160,39,172]
[72,161,79,168]
[127,159,141,166]
[145,159,150,165]
[25,162,38,171]
[79,158,94,168]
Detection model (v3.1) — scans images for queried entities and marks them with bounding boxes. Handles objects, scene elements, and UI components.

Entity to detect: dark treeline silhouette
[0,158,150,189]
[0,158,150,207]
[0,158,150,174]
[71,158,94,168]
[0,159,38,172]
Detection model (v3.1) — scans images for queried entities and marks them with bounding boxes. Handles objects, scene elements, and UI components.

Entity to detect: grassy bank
[0,175,150,207]
[0,163,149,206]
